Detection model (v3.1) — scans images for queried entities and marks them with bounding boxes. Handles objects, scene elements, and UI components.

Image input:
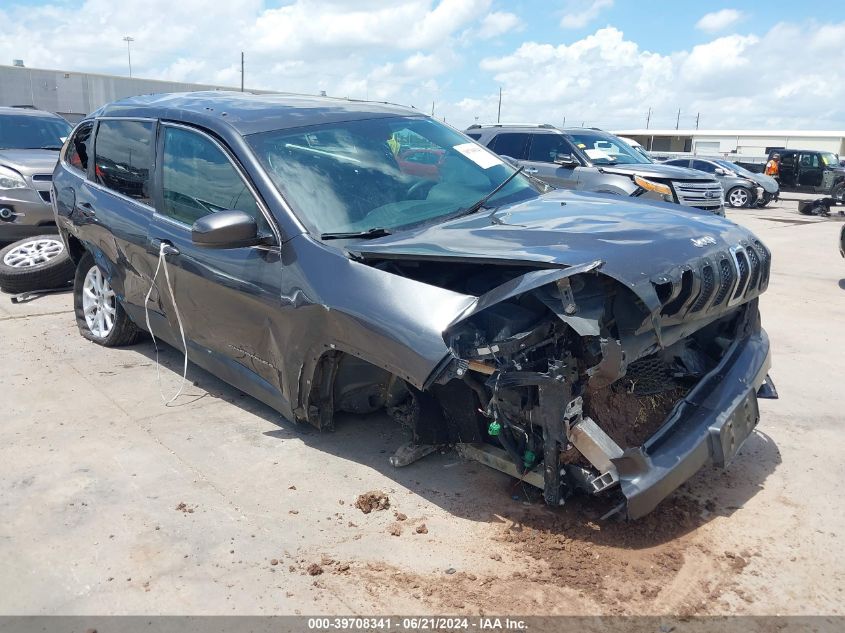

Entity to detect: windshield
[567,131,652,165]
[248,116,539,236]
[820,152,840,167]
[0,114,71,150]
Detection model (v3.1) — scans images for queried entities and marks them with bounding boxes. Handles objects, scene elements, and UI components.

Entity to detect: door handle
[150,238,180,257]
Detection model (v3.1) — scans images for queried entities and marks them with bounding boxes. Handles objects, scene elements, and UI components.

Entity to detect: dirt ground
[0,198,843,616]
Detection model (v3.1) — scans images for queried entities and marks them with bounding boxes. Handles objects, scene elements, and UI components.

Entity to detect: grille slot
[754,240,771,290]
[732,249,750,300]
[661,270,694,316]
[32,174,52,182]
[690,264,715,312]
[38,190,51,203]
[745,245,761,293]
[713,257,735,305]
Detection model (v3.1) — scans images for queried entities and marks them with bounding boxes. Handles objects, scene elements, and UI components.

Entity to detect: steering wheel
[407,179,433,198]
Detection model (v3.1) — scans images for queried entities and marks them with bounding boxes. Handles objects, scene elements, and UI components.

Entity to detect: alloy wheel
[728,188,749,207]
[2,238,64,268]
[82,265,116,338]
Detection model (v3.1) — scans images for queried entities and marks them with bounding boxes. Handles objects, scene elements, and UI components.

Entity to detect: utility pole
[497,87,502,123]
[123,36,134,78]
[645,107,651,129]
[562,116,566,128]
[695,112,700,130]
[240,51,244,92]
[675,108,681,130]
[431,100,435,116]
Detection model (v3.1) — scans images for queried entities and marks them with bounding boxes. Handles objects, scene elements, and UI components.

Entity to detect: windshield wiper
[320,227,392,240]
[452,165,525,219]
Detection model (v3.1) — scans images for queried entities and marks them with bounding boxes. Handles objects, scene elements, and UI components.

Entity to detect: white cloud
[465,22,845,130]
[560,0,613,29]
[695,9,745,33]
[475,11,522,39]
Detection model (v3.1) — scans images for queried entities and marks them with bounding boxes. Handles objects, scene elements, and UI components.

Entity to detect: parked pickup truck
[768,149,845,202]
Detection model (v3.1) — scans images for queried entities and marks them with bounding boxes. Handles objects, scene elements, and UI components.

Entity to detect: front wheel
[726,186,752,208]
[832,182,845,204]
[73,252,140,346]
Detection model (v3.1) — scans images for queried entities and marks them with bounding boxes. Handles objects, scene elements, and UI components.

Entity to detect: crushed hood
[351,190,756,296]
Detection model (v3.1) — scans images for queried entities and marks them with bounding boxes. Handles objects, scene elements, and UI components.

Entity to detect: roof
[94,91,418,136]
[614,128,845,138]
[0,105,65,119]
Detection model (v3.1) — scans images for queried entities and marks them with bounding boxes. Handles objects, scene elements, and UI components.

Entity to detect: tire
[0,235,75,294]
[73,251,140,346]
[726,186,752,208]
[832,182,845,205]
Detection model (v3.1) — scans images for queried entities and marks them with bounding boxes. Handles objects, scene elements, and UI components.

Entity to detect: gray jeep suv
[0,106,72,242]
[466,125,724,215]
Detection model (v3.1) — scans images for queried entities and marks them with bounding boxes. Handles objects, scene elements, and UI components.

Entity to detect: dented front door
[147,122,287,403]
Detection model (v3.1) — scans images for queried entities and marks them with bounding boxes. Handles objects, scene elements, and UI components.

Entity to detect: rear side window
[666,159,691,168]
[527,134,576,163]
[488,133,529,159]
[465,133,481,140]
[161,126,268,231]
[65,122,93,175]
[94,119,154,205]
[780,153,795,167]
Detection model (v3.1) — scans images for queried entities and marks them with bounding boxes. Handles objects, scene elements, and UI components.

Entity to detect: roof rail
[466,123,557,129]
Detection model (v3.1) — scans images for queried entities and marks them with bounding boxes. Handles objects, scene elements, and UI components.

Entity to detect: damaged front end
[410,241,776,520]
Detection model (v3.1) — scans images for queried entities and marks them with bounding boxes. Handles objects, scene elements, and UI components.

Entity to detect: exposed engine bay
[308,243,776,519]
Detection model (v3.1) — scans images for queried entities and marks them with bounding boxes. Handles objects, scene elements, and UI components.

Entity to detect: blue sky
[2,0,844,129]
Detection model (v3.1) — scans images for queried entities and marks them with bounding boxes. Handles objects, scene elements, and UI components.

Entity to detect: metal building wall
[0,65,260,122]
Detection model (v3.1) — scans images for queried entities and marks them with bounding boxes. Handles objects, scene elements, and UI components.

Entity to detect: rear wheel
[0,235,75,294]
[726,186,752,208]
[73,252,140,346]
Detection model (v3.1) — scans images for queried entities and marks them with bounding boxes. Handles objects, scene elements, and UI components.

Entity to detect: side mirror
[714,167,726,175]
[554,153,579,167]
[191,210,273,249]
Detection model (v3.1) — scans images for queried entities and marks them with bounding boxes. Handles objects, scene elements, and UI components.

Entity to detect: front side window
[161,126,268,231]
[528,134,576,163]
[247,116,538,236]
[489,133,530,160]
[65,122,93,175]
[94,119,154,205]
[0,114,71,150]
[780,153,795,167]
[799,153,820,168]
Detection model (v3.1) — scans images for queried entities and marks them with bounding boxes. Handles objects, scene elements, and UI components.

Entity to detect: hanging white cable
[144,241,188,405]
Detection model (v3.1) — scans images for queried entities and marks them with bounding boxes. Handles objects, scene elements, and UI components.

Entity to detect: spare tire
[0,235,75,294]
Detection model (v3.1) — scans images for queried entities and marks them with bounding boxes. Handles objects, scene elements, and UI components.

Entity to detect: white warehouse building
[613,129,845,159]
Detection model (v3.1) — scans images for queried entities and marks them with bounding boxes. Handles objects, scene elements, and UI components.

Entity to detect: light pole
[123,36,134,78]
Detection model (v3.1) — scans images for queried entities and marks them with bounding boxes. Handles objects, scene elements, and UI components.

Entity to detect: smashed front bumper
[615,327,772,519]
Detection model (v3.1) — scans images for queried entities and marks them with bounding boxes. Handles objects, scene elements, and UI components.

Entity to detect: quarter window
[161,126,268,231]
[94,119,154,205]
[65,122,93,175]
[488,133,530,160]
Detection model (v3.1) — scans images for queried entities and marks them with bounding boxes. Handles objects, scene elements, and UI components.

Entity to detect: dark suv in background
[466,124,725,215]
[0,106,72,242]
[767,149,845,202]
